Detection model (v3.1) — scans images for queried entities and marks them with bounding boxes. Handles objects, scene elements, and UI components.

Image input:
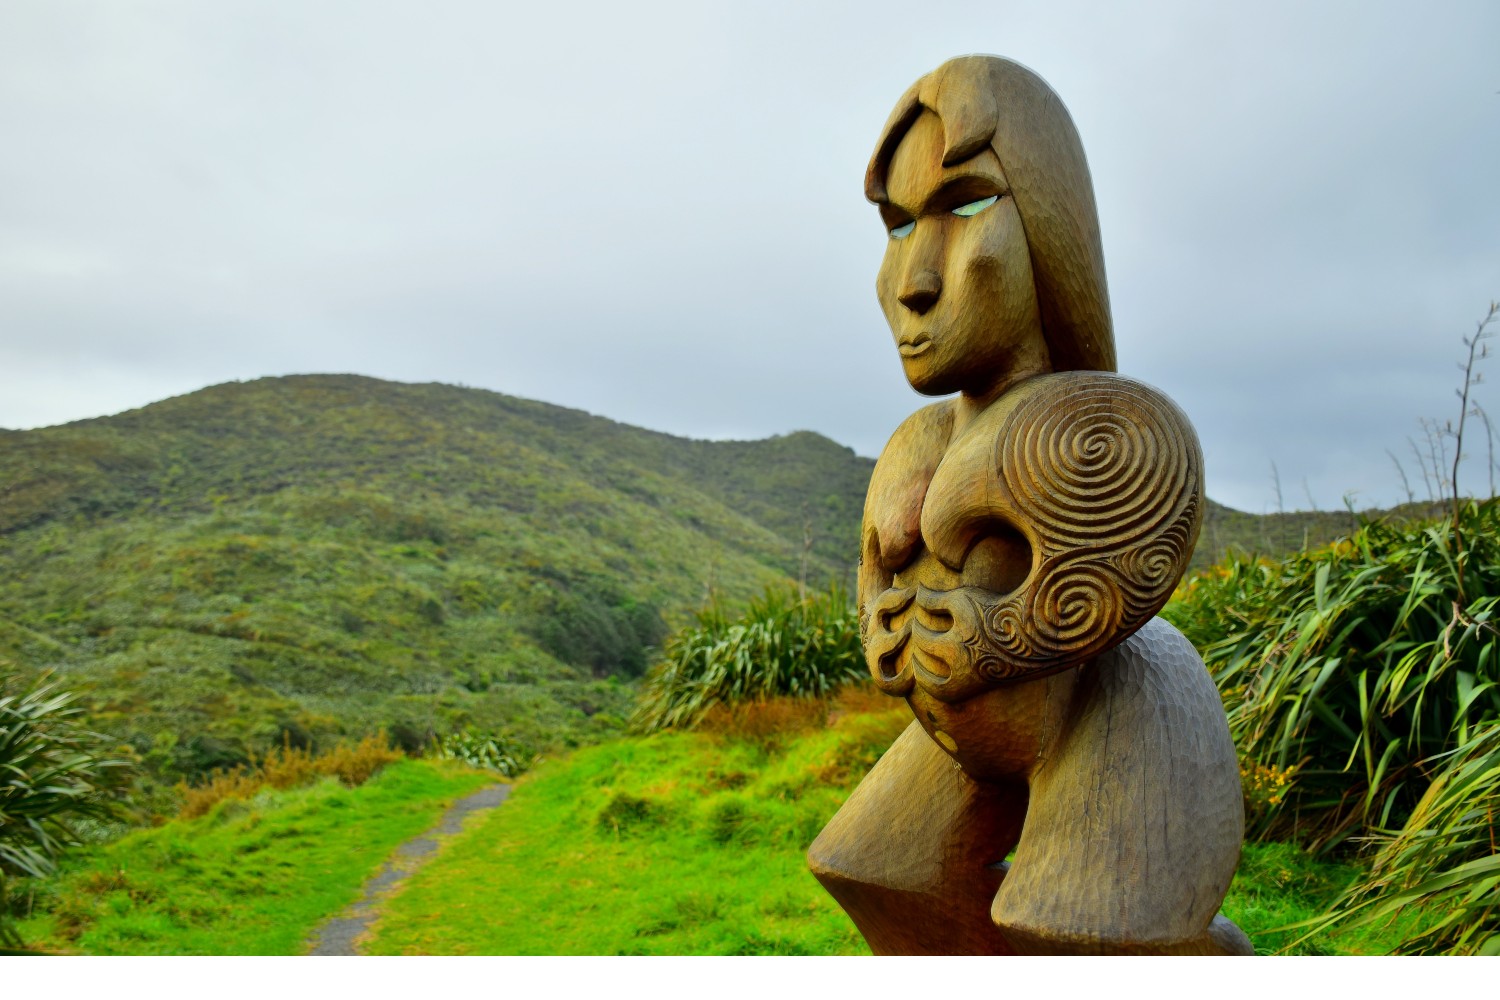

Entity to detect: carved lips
[897,336,933,358]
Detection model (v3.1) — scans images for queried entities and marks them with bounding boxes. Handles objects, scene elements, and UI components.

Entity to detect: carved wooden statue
[807,55,1253,956]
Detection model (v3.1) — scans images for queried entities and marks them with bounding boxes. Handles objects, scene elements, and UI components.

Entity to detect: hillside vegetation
[0,375,872,787]
[0,374,1424,792]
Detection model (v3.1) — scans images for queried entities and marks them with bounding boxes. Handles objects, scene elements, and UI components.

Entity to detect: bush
[696,696,831,751]
[522,582,667,680]
[1168,498,1500,953]
[0,669,134,945]
[435,731,534,777]
[631,583,866,732]
[175,733,402,820]
[1167,500,1500,851]
[1301,721,1500,955]
[595,792,671,837]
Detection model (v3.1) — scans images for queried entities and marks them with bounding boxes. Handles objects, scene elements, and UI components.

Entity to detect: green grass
[362,710,1400,955]
[5,707,1425,955]
[13,759,493,955]
[363,709,910,955]
[1225,842,1412,955]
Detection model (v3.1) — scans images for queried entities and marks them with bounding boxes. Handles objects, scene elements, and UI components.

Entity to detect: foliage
[1297,722,1500,955]
[435,731,533,777]
[1222,841,1407,955]
[0,375,876,790]
[1166,499,1500,852]
[695,695,833,750]
[631,583,866,733]
[11,760,491,955]
[175,734,403,820]
[1168,495,1500,953]
[0,669,133,945]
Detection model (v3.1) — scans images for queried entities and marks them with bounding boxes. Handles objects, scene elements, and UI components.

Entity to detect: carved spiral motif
[865,374,1204,698]
[1027,559,1121,651]
[960,372,1203,684]
[1000,375,1193,549]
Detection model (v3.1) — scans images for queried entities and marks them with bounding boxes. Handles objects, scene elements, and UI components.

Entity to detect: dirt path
[307,783,510,956]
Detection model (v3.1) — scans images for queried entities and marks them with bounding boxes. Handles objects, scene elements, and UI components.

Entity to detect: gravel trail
[306,783,510,956]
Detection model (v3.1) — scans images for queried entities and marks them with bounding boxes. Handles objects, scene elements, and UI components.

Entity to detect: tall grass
[1168,498,1500,952]
[175,734,402,819]
[630,584,865,733]
[1299,723,1500,955]
[1168,499,1500,851]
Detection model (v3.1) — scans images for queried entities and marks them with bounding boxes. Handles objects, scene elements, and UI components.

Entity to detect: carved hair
[866,55,1116,374]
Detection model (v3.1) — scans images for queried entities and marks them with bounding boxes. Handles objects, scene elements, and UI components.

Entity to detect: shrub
[595,792,670,837]
[175,733,402,820]
[0,669,134,945]
[631,583,866,732]
[321,733,403,787]
[435,731,533,777]
[697,697,830,750]
[1167,499,1500,851]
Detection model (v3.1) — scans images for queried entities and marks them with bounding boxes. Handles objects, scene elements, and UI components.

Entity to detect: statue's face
[876,111,1046,397]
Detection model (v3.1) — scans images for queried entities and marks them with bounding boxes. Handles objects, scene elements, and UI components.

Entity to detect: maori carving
[807,55,1252,956]
[866,372,1204,700]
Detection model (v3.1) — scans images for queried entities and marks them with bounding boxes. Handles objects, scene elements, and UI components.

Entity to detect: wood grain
[809,54,1252,956]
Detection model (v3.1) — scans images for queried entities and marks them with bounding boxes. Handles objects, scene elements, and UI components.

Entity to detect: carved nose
[898,270,941,314]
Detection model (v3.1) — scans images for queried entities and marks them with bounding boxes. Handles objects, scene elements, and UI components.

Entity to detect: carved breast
[869,371,1203,700]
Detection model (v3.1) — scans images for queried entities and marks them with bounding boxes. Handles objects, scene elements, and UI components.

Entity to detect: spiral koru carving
[971,372,1203,683]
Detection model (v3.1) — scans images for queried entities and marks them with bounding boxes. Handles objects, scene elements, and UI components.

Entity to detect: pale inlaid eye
[889,221,915,239]
[952,195,998,218]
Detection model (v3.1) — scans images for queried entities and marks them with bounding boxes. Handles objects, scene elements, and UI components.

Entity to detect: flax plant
[0,670,133,945]
[631,583,865,733]
[1170,500,1500,852]
[1292,722,1500,954]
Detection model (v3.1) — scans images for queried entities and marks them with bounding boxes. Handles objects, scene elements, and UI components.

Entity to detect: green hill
[1195,498,1446,573]
[0,375,873,783]
[0,373,1424,787]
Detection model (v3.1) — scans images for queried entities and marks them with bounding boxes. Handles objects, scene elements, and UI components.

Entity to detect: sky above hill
[2,0,1497,513]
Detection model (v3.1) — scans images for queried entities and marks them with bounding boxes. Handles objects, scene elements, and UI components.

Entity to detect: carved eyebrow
[926,174,1006,212]
[880,167,1007,221]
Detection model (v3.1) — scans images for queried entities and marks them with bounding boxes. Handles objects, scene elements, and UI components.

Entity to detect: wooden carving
[807,55,1252,956]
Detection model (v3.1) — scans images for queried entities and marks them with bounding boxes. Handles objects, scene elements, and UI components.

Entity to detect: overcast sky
[2,1,1497,514]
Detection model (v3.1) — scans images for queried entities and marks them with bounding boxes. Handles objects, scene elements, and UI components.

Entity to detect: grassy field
[362,702,1405,956]
[9,701,1419,955]
[13,759,493,955]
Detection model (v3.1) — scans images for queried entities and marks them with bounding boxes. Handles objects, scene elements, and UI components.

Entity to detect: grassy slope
[9,706,1415,956]
[0,374,1431,779]
[0,375,874,778]
[14,759,492,955]
[363,710,910,956]
[1193,500,1446,573]
[365,710,1404,956]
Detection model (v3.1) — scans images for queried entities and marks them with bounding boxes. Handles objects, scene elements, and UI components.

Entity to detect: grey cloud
[1,0,1497,516]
